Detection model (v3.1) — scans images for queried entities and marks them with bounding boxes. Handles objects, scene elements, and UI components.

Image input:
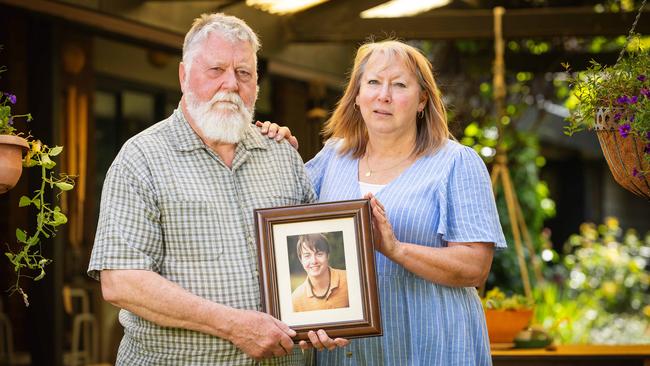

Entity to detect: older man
[88,13,346,365]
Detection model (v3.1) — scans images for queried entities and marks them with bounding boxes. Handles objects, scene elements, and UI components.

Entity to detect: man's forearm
[100,269,236,339]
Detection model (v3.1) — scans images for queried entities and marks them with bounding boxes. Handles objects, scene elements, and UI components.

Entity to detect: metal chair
[0,308,14,366]
[63,286,99,366]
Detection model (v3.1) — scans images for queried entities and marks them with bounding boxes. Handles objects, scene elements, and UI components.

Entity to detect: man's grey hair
[182,13,261,67]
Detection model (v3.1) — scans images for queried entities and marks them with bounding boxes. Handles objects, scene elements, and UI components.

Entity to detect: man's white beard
[185,90,254,144]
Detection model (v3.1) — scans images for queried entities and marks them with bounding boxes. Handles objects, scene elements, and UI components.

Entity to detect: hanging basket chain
[616,0,646,63]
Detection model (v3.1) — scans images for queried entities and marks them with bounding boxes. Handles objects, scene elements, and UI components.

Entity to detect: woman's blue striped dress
[305,139,507,366]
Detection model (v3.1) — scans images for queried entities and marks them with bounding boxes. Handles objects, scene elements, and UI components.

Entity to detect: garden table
[492,344,650,366]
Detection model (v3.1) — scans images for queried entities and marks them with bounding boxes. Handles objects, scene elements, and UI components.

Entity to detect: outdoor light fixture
[360,0,451,18]
[246,0,329,15]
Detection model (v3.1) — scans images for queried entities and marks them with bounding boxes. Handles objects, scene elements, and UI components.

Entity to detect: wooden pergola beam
[3,0,647,47]
[288,7,650,42]
[0,0,184,51]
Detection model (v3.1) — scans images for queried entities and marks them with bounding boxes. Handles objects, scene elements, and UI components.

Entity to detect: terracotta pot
[0,134,29,194]
[595,109,650,200]
[485,308,534,344]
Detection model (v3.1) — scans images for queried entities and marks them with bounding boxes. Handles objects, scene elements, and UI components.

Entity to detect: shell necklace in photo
[308,271,331,299]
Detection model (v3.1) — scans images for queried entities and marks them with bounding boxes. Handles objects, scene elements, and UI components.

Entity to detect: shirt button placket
[230,170,260,278]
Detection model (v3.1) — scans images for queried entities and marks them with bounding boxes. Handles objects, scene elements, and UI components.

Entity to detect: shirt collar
[169,107,206,152]
[169,106,268,153]
[330,267,342,291]
[240,123,268,151]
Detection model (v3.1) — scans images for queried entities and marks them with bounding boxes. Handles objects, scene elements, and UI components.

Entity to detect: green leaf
[464,123,480,137]
[52,211,67,226]
[19,196,32,207]
[5,252,14,261]
[34,268,46,281]
[16,228,26,242]
[55,182,73,191]
[23,158,37,168]
[49,146,63,156]
[41,154,56,169]
[27,235,39,245]
[33,199,41,209]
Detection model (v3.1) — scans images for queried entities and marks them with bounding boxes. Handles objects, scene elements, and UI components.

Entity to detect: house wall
[602,171,650,234]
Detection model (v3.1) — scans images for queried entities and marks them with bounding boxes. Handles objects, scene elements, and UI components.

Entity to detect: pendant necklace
[308,271,331,299]
[365,151,413,177]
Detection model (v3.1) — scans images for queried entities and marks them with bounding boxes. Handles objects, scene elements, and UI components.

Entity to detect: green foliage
[0,68,32,135]
[482,287,533,310]
[460,79,555,293]
[534,218,650,344]
[1,58,75,306]
[564,34,650,175]
[5,140,75,306]
[564,45,649,134]
[563,218,649,313]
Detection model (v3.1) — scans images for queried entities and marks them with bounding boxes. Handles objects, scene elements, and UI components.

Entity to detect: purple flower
[638,74,647,82]
[614,113,622,121]
[632,168,639,177]
[4,92,16,104]
[617,95,629,104]
[7,117,13,126]
[618,123,631,138]
[629,114,635,122]
[618,95,638,104]
[641,88,650,98]
[644,144,650,155]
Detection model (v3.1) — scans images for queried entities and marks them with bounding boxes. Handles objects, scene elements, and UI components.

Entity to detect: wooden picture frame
[254,199,382,341]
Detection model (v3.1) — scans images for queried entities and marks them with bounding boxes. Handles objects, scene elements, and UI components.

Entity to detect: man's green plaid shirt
[88,108,315,365]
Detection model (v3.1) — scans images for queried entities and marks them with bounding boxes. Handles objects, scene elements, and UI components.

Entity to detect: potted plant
[482,287,535,345]
[563,26,649,199]
[1,59,75,305]
[0,64,30,193]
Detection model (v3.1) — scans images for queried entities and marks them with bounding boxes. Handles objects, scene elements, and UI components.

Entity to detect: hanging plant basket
[0,134,29,194]
[594,109,650,200]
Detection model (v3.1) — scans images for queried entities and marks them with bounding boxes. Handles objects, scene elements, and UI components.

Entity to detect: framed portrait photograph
[254,199,382,341]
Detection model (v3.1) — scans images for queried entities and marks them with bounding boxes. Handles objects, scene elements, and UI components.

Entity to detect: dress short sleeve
[87,145,163,280]
[437,145,507,249]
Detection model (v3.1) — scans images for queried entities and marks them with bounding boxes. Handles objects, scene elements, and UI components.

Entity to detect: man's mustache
[208,92,246,111]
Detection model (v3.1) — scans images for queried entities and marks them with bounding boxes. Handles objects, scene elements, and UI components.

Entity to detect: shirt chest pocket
[159,200,224,262]
[243,170,304,209]
[270,193,302,207]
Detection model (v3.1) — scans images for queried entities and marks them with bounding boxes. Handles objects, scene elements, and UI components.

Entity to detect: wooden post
[484,6,543,302]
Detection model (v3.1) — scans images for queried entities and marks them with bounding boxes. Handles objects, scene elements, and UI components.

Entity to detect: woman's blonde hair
[323,40,450,158]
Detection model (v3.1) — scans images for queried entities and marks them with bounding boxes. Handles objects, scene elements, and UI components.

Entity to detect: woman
[262,40,506,365]
[292,234,349,312]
